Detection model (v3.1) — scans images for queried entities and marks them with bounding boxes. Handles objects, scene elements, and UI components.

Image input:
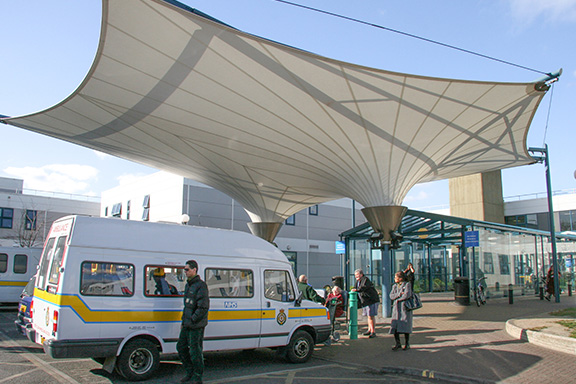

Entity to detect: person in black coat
[352,269,380,338]
[177,260,210,383]
[389,271,413,350]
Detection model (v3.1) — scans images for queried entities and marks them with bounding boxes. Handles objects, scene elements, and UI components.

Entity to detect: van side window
[81,262,134,296]
[0,254,7,273]
[144,266,185,296]
[14,254,27,274]
[48,237,67,285]
[264,270,295,302]
[205,269,254,298]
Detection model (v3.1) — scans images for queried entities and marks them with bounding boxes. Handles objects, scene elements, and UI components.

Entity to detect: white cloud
[3,164,99,194]
[507,0,576,23]
[93,150,111,159]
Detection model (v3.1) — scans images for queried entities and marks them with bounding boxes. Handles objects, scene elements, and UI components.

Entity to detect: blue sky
[1,0,575,209]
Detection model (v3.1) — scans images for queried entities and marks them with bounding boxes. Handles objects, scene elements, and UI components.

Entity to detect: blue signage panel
[335,241,346,254]
[465,231,479,247]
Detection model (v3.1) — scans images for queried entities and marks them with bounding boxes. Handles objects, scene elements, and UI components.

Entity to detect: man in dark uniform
[177,260,210,383]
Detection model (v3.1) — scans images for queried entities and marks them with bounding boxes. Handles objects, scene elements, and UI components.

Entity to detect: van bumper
[314,325,331,344]
[43,338,122,359]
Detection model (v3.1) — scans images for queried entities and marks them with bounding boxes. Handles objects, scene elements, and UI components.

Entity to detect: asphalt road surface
[0,306,447,384]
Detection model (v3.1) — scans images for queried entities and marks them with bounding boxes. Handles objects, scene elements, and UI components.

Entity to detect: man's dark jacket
[182,275,210,329]
[355,275,379,308]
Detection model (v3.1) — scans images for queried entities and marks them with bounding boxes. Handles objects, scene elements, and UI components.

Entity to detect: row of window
[76,262,296,301]
[284,205,319,226]
[0,253,28,274]
[0,208,37,230]
[505,209,576,232]
[104,195,150,221]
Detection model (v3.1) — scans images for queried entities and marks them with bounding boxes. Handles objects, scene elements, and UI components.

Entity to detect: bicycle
[474,276,487,307]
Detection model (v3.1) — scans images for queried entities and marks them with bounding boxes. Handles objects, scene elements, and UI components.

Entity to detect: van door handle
[266,301,271,308]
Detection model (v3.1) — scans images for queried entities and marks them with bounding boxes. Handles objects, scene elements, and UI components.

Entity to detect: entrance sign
[465,231,479,247]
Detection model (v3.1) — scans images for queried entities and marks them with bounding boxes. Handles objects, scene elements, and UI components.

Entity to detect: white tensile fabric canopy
[1,0,547,236]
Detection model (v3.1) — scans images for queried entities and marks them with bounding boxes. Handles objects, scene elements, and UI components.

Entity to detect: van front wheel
[116,339,160,381]
[286,330,314,363]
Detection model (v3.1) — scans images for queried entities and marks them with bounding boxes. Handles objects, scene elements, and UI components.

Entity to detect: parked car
[14,276,35,336]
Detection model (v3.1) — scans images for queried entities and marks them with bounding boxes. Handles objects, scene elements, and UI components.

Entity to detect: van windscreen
[36,238,55,290]
[48,237,67,285]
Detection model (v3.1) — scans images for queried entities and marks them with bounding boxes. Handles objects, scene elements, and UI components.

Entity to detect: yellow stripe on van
[0,281,27,287]
[289,307,328,318]
[34,289,181,323]
[33,289,327,324]
[208,309,263,321]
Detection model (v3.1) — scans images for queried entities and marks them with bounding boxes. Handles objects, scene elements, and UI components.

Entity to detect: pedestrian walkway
[315,292,576,383]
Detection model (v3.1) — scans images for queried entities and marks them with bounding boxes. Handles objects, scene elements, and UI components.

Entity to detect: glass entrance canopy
[340,209,576,297]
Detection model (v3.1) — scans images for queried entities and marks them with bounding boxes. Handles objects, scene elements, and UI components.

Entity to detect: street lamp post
[528,145,560,303]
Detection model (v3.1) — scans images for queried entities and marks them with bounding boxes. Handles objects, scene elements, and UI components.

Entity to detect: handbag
[404,293,422,311]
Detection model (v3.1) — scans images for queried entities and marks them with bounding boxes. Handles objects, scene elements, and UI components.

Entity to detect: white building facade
[0,177,100,247]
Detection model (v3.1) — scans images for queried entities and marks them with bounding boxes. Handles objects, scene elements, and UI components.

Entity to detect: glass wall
[343,212,576,297]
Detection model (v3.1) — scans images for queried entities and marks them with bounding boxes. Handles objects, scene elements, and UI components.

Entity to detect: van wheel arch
[115,338,160,381]
[285,329,314,363]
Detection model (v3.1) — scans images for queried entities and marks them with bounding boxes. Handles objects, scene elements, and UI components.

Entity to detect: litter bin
[332,276,344,290]
[454,277,470,306]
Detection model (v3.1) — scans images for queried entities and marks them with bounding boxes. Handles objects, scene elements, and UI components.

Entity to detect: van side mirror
[295,291,303,307]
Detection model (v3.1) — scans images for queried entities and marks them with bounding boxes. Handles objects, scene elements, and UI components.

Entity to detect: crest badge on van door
[277,309,286,325]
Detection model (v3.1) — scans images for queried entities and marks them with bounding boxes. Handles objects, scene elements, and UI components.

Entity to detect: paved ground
[2,291,575,383]
[316,292,576,383]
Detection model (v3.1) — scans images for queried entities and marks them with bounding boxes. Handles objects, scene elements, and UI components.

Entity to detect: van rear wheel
[116,339,159,381]
[286,330,314,363]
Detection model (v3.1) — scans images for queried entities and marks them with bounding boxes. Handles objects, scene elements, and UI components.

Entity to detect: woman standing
[389,271,413,350]
[352,269,380,338]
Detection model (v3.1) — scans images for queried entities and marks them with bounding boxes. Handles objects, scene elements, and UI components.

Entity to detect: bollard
[348,291,358,340]
[569,284,572,297]
[539,286,544,300]
[508,284,513,304]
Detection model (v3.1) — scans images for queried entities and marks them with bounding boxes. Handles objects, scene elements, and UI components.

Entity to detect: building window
[142,195,150,221]
[560,210,576,232]
[126,200,131,220]
[483,252,494,274]
[0,208,14,229]
[499,254,510,275]
[104,206,109,216]
[25,210,37,230]
[111,203,122,217]
[308,205,318,216]
[285,215,295,226]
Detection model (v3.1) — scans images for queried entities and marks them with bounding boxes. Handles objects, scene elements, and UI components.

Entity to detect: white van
[29,216,331,381]
[0,246,41,304]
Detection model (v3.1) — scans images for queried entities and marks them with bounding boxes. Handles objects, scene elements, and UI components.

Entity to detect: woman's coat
[389,281,413,334]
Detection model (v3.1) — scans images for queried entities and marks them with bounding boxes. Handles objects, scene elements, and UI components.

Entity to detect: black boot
[403,333,410,350]
[392,333,402,351]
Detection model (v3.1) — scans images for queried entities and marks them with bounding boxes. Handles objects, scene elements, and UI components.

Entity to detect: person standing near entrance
[352,269,379,338]
[403,263,415,290]
[389,271,413,351]
[177,260,210,384]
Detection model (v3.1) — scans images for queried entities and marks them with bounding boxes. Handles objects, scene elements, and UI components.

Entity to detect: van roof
[56,216,289,265]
